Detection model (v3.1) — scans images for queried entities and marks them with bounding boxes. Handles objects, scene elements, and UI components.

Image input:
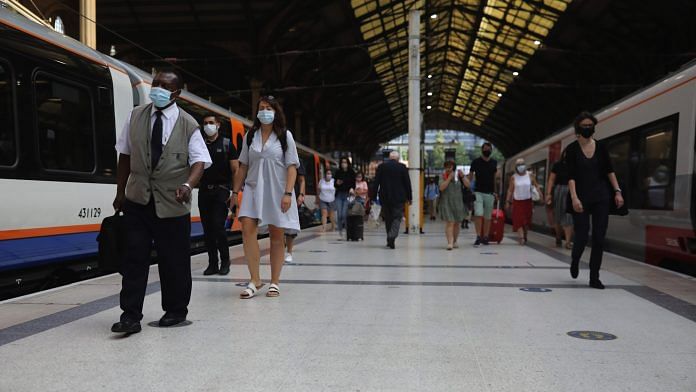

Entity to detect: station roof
[34,0,696,158]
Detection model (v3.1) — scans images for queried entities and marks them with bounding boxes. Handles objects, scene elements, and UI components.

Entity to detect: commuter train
[505,59,696,275]
[0,8,334,293]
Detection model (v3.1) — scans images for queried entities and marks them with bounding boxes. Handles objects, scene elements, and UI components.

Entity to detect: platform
[1,223,695,391]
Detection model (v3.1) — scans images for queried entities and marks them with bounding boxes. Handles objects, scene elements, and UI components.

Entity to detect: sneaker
[481,236,490,246]
[474,236,481,247]
[284,253,293,263]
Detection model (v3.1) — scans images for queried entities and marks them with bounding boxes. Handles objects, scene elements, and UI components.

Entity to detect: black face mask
[482,150,492,158]
[577,125,595,139]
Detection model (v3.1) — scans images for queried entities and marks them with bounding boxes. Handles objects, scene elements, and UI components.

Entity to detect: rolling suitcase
[346,215,364,241]
[488,199,505,244]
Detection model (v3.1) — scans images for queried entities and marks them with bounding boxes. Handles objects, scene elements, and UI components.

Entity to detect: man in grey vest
[111,71,211,334]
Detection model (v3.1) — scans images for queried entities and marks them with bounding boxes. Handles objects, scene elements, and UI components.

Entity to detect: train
[505,58,696,275]
[0,7,335,296]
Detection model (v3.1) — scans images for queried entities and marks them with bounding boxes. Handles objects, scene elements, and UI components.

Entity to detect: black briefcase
[97,210,126,272]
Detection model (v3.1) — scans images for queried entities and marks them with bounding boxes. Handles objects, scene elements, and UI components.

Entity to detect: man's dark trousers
[382,202,404,244]
[198,187,230,266]
[119,199,191,322]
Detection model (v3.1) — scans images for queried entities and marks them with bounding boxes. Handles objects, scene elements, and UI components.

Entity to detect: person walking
[373,151,412,249]
[284,161,306,263]
[198,114,238,276]
[506,158,542,245]
[546,150,574,249]
[230,95,300,299]
[468,143,498,246]
[318,169,336,232]
[352,171,369,205]
[111,70,212,334]
[566,111,625,289]
[438,161,467,250]
[424,178,440,220]
[334,157,355,237]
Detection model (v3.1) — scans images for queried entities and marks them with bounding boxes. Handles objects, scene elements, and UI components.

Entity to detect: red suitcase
[488,200,505,244]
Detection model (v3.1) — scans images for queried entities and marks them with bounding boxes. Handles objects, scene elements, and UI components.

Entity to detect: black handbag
[298,203,315,228]
[461,185,476,204]
[97,210,126,272]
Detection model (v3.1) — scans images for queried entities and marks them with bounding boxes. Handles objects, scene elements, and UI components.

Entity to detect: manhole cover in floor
[567,331,617,340]
[520,287,552,292]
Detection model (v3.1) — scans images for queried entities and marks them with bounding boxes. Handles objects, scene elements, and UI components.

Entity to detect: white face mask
[516,164,526,174]
[203,124,218,136]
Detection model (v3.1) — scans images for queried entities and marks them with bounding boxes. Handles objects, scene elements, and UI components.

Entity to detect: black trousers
[198,187,230,266]
[382,202,404,241]
[571,199,610,281]
[120,200,191,322]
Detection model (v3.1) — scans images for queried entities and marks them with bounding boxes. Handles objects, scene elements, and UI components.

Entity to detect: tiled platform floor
[0,222,695,391]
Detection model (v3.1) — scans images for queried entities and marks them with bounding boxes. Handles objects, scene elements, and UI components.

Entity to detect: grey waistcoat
[125,103,199,218]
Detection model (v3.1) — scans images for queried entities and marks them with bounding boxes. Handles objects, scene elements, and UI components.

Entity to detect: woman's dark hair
[248,95,288,152]
[338,156,354,173]
[355,171,364,178]
[573,111,598,132]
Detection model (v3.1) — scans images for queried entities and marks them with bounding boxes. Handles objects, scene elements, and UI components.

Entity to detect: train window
[299,151,317,196]
[638,125,676,210]
[34,73,96,173]
[605,135,631,204]
[0,61,16,167]
[529,160,547,193]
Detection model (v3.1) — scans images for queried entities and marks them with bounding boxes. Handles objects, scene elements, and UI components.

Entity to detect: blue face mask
[149,86,174,108]
[257,109,275,125]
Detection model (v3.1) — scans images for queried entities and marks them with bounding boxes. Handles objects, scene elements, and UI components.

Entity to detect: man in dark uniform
[112,71,211,334]
[199,114,238,275]
[284,161,305,263]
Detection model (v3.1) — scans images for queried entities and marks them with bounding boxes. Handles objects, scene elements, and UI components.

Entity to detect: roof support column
[250,79,263,117]
[79,0,96,49]
[408,9,422,234]
[294,111,302,143]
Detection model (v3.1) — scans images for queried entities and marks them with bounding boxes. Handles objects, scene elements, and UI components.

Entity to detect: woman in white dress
[317,169,336,232]
[231,96,300,298]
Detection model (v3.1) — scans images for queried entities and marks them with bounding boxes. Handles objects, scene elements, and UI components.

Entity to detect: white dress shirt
[115,103,212,169]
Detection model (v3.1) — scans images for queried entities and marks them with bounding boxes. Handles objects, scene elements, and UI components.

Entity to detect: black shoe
[589,280,605,290]
[159,313,187,327]
[570,261,579,279]
[203,264,219,275]
[474,236,481,247]
[464,221,469,229]
[111,320,141,334]
[481,237,490,246]
[218,261,230,275]
[387,238,395,249]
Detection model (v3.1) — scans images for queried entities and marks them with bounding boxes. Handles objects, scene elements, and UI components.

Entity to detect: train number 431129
[78,208,101,219]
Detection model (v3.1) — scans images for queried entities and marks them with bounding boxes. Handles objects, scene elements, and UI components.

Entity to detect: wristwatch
[181,183,192,191]
[284,192,292,196]
[614,188,622,193]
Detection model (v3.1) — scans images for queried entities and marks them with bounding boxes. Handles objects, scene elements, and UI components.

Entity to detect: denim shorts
[320,200,336,210]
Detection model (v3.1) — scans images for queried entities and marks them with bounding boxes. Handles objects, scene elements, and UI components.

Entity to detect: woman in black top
[334,157,356,237]
[546,149,574,249]
[566,112,625,289]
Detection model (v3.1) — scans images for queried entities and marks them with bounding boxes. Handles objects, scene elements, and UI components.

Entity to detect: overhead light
[497,93,502,97]
[534,40,541,45]
[430,14,437,19]
[427,74,433,79]
[426,105,432,110]
[646,131,666,140]
[512,71,519,76]
[427,92,433,96]
[109,45,117,56]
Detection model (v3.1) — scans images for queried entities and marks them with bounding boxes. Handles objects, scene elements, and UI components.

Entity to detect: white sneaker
[284,253,293,263]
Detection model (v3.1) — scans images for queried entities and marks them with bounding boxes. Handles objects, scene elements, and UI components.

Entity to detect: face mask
[577,125,595,139]
[149,86,174,108]
[257,109,275,125]
[203,124,218,136]
[516,165,526,174]
[482,150,492,158]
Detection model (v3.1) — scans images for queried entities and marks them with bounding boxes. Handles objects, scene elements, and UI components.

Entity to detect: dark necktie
[151,111,163,169]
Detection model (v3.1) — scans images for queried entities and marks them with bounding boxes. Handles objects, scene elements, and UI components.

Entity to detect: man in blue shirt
[424,177,439,220]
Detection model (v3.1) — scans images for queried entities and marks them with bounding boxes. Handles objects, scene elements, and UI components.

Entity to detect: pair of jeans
[119,200,191,322]
[571,199,610,281]
[198,187,230,266]
[335,191,349,232]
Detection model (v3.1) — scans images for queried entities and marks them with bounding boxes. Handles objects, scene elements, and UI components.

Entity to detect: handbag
[97,210,126,272]
[531,185,541,202]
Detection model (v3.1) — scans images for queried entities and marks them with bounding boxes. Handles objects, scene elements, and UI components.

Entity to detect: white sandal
[266,283,280,298]
[240,282,263,299]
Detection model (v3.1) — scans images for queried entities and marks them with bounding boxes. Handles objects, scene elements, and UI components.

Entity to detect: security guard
[199,114,238,275]
[112,70,211,334]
